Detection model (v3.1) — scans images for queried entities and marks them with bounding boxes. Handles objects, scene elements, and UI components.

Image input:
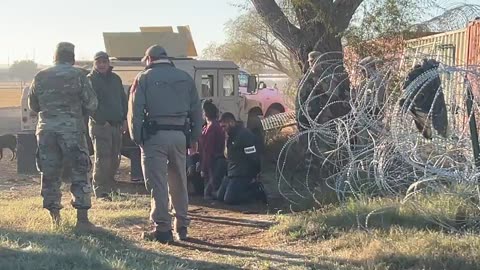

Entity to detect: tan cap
[142,45,168,62]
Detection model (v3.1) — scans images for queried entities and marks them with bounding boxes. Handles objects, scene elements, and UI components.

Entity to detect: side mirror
[258,81,267,89]
[247,75,257,94]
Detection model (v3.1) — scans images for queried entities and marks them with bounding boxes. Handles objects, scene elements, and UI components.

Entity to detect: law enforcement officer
[28,42,98,230]
[88,51,127,200]
[128,45,202,243]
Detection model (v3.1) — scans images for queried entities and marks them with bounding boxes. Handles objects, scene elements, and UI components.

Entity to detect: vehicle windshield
[238,72,248,88]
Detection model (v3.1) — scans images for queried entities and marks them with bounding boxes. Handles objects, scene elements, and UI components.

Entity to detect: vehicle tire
[265,107,282,117]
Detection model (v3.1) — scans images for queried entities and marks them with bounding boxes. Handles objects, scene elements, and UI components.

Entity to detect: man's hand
[187,166,195,177]
[195,162,201,173]
[189,142,199,154]
[200,171,205,178]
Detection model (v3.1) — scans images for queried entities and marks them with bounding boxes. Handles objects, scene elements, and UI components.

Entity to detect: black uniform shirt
[226,123,261,178]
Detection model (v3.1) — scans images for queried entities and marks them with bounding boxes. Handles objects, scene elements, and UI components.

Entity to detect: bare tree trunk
[251,0,364,119]
[251,0,363,69]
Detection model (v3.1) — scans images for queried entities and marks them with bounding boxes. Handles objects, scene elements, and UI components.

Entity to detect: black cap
[142,45,168,62]
[94,51,109,61]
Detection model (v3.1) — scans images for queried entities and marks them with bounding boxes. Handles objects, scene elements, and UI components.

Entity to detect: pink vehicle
[238,69,290,119]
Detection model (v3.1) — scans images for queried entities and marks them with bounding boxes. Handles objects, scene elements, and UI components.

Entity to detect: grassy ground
[0,186,292,270]
[2,157,480,269]
[272,197,480,270]
[0,160,313,270]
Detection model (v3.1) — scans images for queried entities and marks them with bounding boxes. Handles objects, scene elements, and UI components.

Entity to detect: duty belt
[145,121,187,136]
[154,124,185,132]
[143,120,191,148]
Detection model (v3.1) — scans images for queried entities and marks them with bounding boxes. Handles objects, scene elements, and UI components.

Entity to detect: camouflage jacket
[28,63,98,134]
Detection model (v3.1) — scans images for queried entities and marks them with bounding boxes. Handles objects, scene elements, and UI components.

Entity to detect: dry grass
[2,158,480,269]
[0,175,307,270]
[272,196,480,270]
[0,83,22,108]
[0,193,251,270]
[3,184,480,269]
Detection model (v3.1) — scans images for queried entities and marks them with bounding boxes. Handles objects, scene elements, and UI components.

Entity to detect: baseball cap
[94,51,109,61]
[142,45,168,62]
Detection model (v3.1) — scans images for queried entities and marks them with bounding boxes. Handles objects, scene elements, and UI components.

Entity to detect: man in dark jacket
[88,51,127,200]
[216,113,267,205]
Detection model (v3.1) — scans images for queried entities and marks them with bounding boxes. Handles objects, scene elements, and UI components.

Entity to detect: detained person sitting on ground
[216,113,268,205]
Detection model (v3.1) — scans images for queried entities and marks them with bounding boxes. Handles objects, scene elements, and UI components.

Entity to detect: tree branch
[334,0,365,31]
[251,0,303,52]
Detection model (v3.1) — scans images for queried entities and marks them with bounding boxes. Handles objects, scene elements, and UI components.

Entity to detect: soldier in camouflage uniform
[28,42,99,230]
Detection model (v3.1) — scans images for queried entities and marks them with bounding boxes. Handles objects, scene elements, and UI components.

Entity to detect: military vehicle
[16,26,291,178]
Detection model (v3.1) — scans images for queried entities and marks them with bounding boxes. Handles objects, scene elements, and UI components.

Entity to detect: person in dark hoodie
[216,113,267,205]
[87,51,127,200]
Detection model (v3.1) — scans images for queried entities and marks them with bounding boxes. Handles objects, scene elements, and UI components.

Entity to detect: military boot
[75,209,102,232]
[49,209,61,229]
[175,227,188,241]
[254,182,268,205]
[142,229,174,244]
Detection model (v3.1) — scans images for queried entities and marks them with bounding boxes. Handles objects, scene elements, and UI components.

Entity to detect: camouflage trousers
[89,122,122,197]
[36,131,92,210]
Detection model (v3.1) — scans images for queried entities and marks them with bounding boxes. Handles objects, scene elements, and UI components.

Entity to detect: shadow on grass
[173,238,318,268]
[0,228,240,270]
[189,213,275,229]
[291,200,458,236]
[322,205,442,232]
[188,196,271,214]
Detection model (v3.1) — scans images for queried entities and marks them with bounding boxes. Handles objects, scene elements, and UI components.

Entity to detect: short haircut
[220,112,236,123]
[203,100,219,120]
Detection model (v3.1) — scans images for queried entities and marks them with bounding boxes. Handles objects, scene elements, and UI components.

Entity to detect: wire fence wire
[276,52,480,231]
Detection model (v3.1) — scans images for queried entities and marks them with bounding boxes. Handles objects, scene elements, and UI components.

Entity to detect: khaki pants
[141,130,189,231]
[89,122,122,196]
[36,130,92,210]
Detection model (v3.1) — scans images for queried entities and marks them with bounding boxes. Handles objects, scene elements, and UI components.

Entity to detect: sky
[0,0,242,65]
[0,0,478,66]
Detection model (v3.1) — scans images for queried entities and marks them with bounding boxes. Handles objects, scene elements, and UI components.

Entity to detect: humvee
[16,26,286,177]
